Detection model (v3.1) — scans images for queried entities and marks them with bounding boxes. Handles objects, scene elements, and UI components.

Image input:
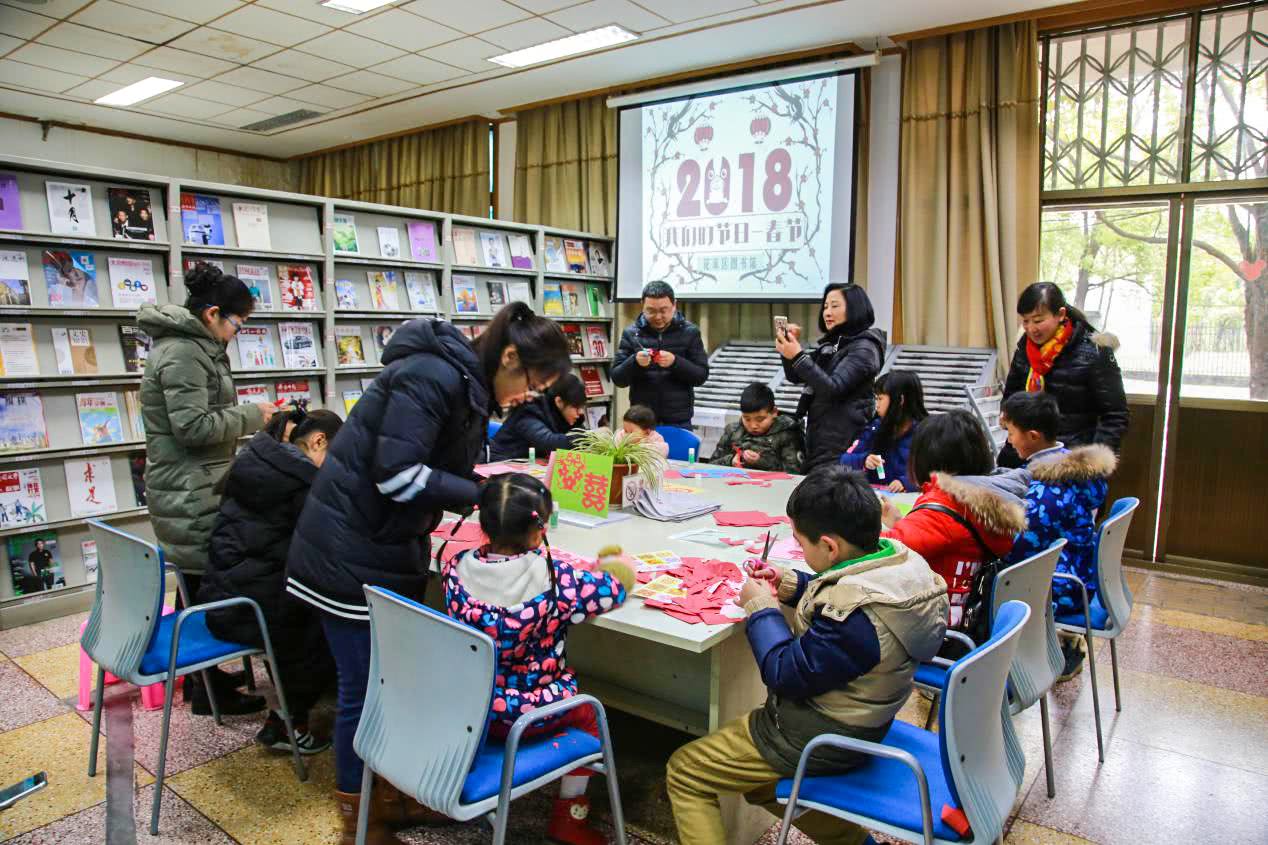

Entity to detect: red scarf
[1025,319,1075,391]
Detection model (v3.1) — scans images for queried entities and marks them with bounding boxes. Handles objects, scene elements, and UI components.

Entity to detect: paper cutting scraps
[633,557,749,625]
[671,465,750,479]
[633,574,688,601]
[431,520,487,563]
[744,535,804,562]
[725,478,772,487]
[633,550,684,573]
[712,510,790,528]
[474,461,546,479]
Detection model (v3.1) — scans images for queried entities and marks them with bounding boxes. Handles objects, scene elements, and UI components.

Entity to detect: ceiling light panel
[94,75,183,106]
[487,24,637,68]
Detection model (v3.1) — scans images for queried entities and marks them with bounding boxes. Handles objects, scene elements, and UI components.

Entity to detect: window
[1192,5,1268,183]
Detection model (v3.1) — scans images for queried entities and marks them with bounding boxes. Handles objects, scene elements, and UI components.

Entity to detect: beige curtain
[897,21,1040,366]
[298,120,491,217]
[513,94,618,235]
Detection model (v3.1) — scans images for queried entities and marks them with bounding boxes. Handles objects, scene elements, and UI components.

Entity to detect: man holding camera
[612,281,710,429]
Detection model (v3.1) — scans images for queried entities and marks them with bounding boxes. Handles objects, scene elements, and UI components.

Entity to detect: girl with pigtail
[444,473,636,845]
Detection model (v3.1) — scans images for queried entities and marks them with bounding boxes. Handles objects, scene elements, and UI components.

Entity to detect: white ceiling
[0,0,1068,158]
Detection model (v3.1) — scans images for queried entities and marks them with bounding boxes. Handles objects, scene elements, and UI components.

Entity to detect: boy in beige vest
[667,466,949,844]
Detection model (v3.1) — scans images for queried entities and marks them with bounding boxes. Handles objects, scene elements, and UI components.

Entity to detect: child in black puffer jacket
[198,407,342,755]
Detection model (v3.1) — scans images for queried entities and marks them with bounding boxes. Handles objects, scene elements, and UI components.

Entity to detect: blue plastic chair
[488,420,503,439]
[80,520,306,834]
[656,425,701,461]
[353,586,627,845]
[1055,497,1140,716]
[774,600,1032,845]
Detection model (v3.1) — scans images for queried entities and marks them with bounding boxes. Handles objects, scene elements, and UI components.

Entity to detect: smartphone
[0,773,47,810]
[774,315,788,339]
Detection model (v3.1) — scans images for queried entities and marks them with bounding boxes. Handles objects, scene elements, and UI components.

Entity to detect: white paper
[0,323,37,377]
[508,280,532,304]
[51,327,73,375]
[81,540,98,583]
[404,271,438,311]
[64,456,118,517]
[46,181,96,235]
[235,325,277,369]
[232,202,272,250]
[106,256,157,308]
[279,322,319,369]
[377,226,401,258]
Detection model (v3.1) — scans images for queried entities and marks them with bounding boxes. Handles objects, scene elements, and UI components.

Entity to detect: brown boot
[335,789,402,845]
[372,777,455,829]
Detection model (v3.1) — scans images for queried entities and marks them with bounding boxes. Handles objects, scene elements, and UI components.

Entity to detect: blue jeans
[320,613,372,793]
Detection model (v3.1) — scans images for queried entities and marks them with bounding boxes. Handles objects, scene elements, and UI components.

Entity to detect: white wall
[0,116,299,192]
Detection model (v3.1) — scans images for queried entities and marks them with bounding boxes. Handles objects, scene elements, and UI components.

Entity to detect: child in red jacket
[881,410,1027,629]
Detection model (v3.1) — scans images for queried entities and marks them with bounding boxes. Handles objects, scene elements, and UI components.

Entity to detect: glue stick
[550,502,559,529]
[528,446,536,464]
[688,447,697,464]
[876,457,886,480]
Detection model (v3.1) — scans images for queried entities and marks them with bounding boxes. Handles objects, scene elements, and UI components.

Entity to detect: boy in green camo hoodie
[707,383,803,473]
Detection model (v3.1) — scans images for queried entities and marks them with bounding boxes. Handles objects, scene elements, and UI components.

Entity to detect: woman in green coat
[138,264,278,713]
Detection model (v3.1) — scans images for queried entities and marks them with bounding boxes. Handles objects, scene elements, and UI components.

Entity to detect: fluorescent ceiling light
[489,25,637,69]
[321,0,396,12]
[94,76,183,107]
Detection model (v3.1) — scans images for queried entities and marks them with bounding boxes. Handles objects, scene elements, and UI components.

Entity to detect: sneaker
[255,718,331,755]
[188,678,266,716]
[1057,641,1085,682]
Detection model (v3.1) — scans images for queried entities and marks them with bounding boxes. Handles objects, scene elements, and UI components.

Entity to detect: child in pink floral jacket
[444,472,634,845]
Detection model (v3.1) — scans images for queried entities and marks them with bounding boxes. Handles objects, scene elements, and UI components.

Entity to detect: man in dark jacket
[611,281,709,428]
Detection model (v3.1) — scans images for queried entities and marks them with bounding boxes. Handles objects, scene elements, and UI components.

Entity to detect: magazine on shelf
[123,390,144,438]
[279,322,319,369]
[236,325,277,370]
[451,274,479,313]
[276,380,311,407]
[65,456,118,518]
[478,231,509,269]
[506,233,534,270]
[563,239,589,274]
[0,323,38,377]
[404,271,438,311]
[563,323,583,357]
[543,237,567,273]
[52,327,98,375]
[560,283,583,315]
[585,325,610,358]
[106,256,157,308]
[0,250,31,306]
[278,265,318,311]
[579,366,605,397]
[236,384,268,406]
[180,192,224,246]
[76,391,123,445]
[236,264,273,310]
[587,241,611,276]
[377,227,401,258]
[542,283,564,316]
[0,392,48,453]
[0,172,20,230]
[360,377,374,390]
[487,280,507,308]
[82,540,98,583]
[508,280,532,305]
[7,531,63,596]
[335,278,358,309]
[451,227,480,266]
[342,390,363,414]
[585,406,607,430]
[0,469,46,528]
[129,452,145,506]
[118,325,151,373]
[43,250,98,307]
[372,325,395,358]
[369,271,400,310]
[333,213,359,254]
[108,187,156,241]
[406,220,438,263]
[232,202,271,251]
[586,285,605,317]
[46,181,96,236]
[335,326,366,366]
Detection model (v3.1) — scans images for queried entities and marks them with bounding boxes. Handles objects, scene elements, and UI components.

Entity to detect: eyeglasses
[224,315,243,334]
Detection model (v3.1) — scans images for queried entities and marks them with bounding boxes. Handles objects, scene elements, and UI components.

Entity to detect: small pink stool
[77,606,175,712]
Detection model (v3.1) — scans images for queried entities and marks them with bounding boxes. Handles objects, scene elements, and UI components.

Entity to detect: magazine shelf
[335,365,382,375]
[0,506,148,540]
[0,308,141,319]
[182,245,325,263]
[0,440,147,467]
[543,272,614,283]
[230,368,324,380]
[242,311,324,321]
[0,374,142,386]
[450,264,537,277]
[334,256,444,271]
[0,231,169,253]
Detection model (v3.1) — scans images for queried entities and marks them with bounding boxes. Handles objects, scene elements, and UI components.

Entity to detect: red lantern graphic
[750,117,770,144]
[694,125,713,150]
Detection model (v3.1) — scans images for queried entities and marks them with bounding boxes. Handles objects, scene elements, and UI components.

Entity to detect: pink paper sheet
[632,557,748,626]
[712,510,790,528]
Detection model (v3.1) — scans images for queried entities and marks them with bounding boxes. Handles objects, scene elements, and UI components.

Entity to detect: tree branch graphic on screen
[642,76,835,296]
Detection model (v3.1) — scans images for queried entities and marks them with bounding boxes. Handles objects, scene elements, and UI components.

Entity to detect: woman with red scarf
[999,283,1129,468]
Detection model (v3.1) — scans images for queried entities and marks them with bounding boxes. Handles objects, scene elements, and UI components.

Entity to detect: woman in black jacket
[198,408,343,755]
[998,283,1129,468]
[489,372,586,461]
[777,284,886,472]
[285,303,571,841]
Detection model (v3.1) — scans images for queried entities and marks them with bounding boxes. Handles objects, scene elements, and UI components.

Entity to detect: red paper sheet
[632,557,748,626]
[712,510,790,528]
[748,470,795,480]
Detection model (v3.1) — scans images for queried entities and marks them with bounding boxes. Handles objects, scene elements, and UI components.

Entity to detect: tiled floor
[0,567,1263,845]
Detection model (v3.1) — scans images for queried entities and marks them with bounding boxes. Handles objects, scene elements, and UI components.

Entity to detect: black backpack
[910,502,1003,648]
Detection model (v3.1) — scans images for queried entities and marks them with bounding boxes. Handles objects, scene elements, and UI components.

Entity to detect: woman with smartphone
[775,283,885,472]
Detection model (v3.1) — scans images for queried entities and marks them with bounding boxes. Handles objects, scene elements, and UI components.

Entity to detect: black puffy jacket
[611,313,709,426]
[784,328,885,472]
[286,319,489,620]
[999,322,1129,468]
[198,432,315,646]
[489,394,580,462]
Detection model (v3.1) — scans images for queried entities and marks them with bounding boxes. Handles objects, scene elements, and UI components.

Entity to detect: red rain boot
[547,796,607,845]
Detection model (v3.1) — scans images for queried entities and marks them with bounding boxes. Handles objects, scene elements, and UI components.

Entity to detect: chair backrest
[991,540,1065,711]
[656,425,701,461]
[79,519,166,683]
[939,599,1030,845]
[354,586,496,816]
[487,420,502,439]
[1095,497,1139,633]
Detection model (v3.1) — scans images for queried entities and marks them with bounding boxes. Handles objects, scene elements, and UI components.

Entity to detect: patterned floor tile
[127,688,268,778]
[0,661,68,732]
[0,612,88,659]
[13,643,83,701]
[1107,614,1268,697]
[1134,603,1268,642]
[0,713,152,840]
[1005,819,1097,844]
[1018,725,1268,845]
[5,785,236,845]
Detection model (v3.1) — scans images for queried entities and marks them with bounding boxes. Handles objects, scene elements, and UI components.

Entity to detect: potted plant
[573,428,668,504]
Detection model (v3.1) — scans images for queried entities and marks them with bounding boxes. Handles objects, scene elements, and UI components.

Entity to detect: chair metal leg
[593,701,627,845]
[1109,637,1122,712]
[199,668,223,726]
[923,692,939,731]
[1083,634,1104,762]
[242,655,256,692]
[150,675,177,835]
[87,665,106,777]
[490,792,511,845]
[1039,694,1055,799]
[775,761,809,845]
[354,763,373,845]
